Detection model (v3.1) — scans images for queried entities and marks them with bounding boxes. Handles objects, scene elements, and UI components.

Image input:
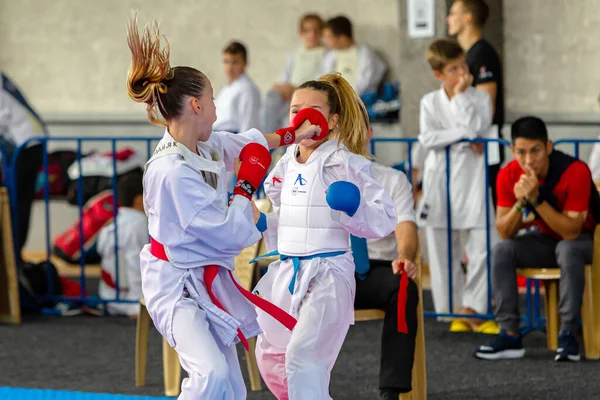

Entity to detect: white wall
[504,0,600,114]
[0,0,400,116]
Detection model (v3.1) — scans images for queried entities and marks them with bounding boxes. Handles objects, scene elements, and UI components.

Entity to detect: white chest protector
[277,141,350,256]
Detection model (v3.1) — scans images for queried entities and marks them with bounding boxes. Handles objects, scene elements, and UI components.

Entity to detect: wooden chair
[0,187,20,325]
[136,297,181,397]
[354,265,427,400]
[516,226,600,359]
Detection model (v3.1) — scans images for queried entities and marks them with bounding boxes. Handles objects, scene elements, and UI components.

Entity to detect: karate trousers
[172,295,246,400]
[255,265,353,399]
[425,227,497,315]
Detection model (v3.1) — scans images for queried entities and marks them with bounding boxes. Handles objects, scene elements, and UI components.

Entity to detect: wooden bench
[21,250,101,279]
[354,263,427,400]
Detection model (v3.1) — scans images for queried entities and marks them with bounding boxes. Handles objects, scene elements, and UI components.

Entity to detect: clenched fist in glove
[234,143,272,200]
[274,108,330,146]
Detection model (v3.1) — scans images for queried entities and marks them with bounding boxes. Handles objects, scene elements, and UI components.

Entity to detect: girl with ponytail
[252,73,398,398]
[126,14,322,399]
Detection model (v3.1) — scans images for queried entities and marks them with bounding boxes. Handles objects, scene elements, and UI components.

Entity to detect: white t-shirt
[588,135,600,181]
[213,74,261,133]
[279,46,327,87]
[97,207,148,316]
[366,162,417,261]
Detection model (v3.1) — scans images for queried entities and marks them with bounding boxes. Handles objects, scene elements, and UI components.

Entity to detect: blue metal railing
[3,135,598,324]
[5,136,160,310]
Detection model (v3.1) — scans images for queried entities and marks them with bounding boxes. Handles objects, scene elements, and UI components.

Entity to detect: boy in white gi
[418,39,499,333]
[126,16,322,400]
[213,41,261,134]
[253,73,398,399]
[587,93,600,183]
[262,13,327,134]
[97,172,147,317]
[318,16,387,96]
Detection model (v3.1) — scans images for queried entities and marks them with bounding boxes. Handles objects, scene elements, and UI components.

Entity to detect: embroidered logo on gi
[294,174,307,186]
[153,141,177,156]
[272,176,282,185]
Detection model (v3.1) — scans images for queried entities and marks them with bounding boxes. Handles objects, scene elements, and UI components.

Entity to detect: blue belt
[250,250,346,294]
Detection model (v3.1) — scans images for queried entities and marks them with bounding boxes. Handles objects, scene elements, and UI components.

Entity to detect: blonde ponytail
[298,73,370,157]
[126,12,173,126]
[126,13,208,127]
[317,73,369,157]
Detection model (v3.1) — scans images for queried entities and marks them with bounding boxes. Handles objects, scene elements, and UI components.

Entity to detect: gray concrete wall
[504,0,600,115]
[0,0,400,116]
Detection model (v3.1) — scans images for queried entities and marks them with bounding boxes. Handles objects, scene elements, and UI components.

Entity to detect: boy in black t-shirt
[447,0,505,206]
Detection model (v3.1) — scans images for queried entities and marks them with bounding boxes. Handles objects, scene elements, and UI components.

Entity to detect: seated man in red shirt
[475,116,600,362]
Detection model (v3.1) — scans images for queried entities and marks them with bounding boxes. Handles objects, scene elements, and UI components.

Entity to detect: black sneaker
[379,390,400,400]
[474,330,525,360]
[554,330,580,362]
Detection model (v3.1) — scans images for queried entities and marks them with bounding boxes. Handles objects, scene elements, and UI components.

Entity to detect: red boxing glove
[274,108,329,146]
[234,143,272,200]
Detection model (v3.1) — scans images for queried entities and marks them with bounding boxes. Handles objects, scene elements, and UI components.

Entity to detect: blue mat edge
[0,387,172,400]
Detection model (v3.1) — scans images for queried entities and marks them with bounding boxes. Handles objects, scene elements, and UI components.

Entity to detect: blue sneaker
[474,330,525,360]
[554,330,580,362]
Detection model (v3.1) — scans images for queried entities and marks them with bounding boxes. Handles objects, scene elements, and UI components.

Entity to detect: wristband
[275,128,295,146]
[234,179,256,199]
[515,203,524,212]
[256,212,267,232]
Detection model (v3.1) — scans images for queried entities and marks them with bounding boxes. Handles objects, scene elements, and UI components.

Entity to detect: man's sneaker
[474,330,525,360]
[554,330,580,362]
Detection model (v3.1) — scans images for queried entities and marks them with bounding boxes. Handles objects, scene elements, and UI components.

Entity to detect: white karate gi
[417,86,498,315]
[262,46,327,134]
[366,162,416,262]
[139,128,268,399]
[0,72,47,159]
[214,73,261,134]
[97,207,147,317]
[588,135,600,181]
[253,139,397,400]
[318,44,387,96]
[410,142,429,266]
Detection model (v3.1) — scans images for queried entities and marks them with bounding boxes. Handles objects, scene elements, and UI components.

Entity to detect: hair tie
[158,82,168,94]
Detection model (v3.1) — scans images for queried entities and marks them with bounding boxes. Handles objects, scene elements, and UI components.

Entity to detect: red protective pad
[292,108,329,141]
[235,143,272,199]
[53,190,115,263]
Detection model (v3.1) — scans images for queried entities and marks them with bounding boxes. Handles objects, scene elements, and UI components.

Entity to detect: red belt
[150,237,297,350]
[397,263,408,334]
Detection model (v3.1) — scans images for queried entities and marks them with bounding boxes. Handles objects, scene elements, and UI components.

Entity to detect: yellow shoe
[449,319,472,332]
[475,320,501,335]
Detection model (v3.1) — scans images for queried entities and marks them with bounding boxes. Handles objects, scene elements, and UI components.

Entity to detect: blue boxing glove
[326,181,361,217]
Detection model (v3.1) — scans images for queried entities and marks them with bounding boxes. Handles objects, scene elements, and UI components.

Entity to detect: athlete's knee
[204,356,230,388]
[285,343,325,376]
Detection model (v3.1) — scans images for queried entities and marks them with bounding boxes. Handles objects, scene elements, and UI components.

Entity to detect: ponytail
[126,12,208,127]
[298,73,370,157]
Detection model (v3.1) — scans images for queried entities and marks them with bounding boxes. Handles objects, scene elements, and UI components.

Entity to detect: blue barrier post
[444,146,454,315]
[111,139,120,302]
